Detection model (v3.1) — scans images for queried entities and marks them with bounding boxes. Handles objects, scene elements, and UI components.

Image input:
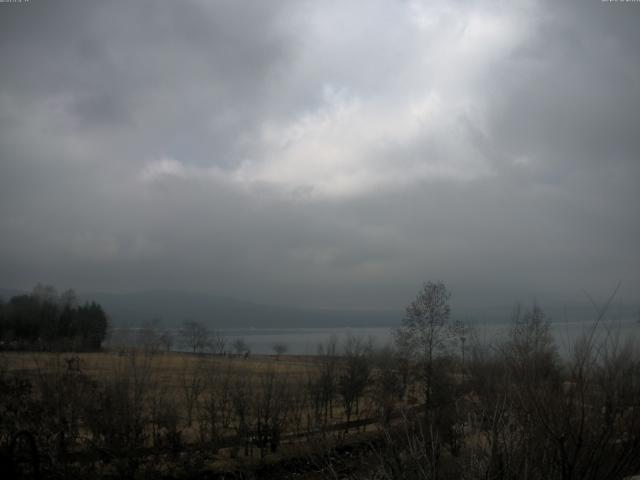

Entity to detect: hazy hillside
[87,295,638,330]
[78,290,401,329]
[0,288,22,301]
[3,287,638,330]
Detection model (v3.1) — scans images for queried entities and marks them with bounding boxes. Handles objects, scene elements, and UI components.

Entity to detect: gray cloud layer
[1,0,638,310]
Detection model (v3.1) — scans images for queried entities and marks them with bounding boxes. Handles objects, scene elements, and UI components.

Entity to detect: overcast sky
[1,0,638,310]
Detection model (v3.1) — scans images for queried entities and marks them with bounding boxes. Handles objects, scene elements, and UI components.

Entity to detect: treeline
[0,284,108,351]
[361,282,640,479]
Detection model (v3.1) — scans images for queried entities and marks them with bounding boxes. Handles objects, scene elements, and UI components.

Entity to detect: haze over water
[107,318,640,356]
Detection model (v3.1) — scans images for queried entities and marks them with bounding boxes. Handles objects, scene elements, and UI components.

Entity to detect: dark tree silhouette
[0,285,108,351]
[395,281,452,411]
[180,320,210,354]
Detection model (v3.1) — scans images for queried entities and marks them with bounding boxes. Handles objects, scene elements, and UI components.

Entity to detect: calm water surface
[219,319,640,355]
[109,319,640,356]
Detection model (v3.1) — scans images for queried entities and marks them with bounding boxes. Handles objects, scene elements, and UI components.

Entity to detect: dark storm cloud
[0,0,638,311]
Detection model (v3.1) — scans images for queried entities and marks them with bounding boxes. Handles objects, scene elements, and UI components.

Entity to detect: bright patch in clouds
[140,157,187,183]
[215,0,531,198]
[234,89,488,198]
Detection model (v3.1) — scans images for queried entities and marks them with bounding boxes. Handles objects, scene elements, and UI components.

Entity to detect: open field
[1,348,412,478]
[0,349,378,437]
[1,350,315,380]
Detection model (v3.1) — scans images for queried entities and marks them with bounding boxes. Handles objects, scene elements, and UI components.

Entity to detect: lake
[216,318,640,356]
[106,319,640,355]
[107,317,640,356]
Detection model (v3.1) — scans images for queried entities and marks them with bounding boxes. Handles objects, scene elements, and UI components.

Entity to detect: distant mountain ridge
[0,288,23,301]
[78,290,401,329]
[2,287,638,330]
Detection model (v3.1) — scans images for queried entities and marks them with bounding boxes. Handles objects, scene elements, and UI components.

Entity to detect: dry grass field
[1,350,314,381]
[1,348,400,478]
[0,349,387,437]
[0,350,325,432]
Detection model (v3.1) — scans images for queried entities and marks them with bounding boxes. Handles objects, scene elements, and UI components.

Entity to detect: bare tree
[180,320,209,354]
[232,337,249,355]
[210,330,226,355]
[230,372,253,456]
[159,330,173,353]
[450,318,470,377]
[137,318,163,355]
[252,369,291,456]
[180,359,206,427]
[392,281,457,478]
[82,351,155,477]
[371,346,404,425]
[395,281,452,412]
[504,289,640,480]
[338,335,372,428]
[198,361,234,450]
[272,342,288,359]
[505,302,558,383]
[317,336,339,426]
